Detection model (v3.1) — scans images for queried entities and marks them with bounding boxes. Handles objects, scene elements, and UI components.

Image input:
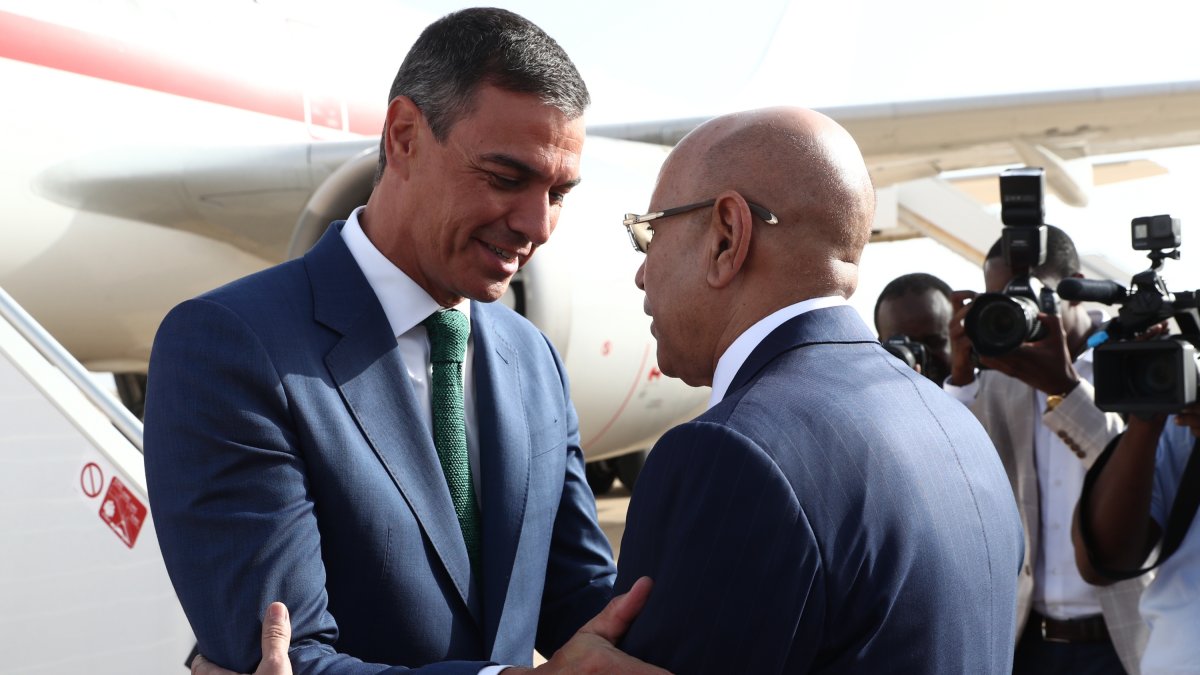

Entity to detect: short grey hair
[375,7,589,183]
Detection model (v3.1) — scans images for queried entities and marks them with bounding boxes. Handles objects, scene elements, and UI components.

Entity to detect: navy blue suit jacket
[615,306,1022,673]
[144,225,615,674]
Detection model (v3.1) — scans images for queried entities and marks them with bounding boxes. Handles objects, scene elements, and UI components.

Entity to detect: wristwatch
[1044,393,1066,414]
[1044,381,1079,414]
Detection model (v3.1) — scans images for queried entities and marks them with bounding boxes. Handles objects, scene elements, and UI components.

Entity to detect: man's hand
[507,577,670,674]
[192,603,292,675]
[977,312,1079,396]
[1175,402,1200,437]
[947,290,977,386]
[190,580,668,675]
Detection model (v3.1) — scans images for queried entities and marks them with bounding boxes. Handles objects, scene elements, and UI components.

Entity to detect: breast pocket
[530,416,567,457]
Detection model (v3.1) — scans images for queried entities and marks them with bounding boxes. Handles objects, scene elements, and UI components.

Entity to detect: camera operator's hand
[977,311,1080,396]
[948,290,977,386]
[1175,402,1200,437]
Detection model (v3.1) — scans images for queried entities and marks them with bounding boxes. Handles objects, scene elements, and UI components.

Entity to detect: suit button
[1057,430,1069,439]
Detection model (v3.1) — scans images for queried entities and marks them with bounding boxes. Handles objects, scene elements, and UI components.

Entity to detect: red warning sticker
[98,476,147,549]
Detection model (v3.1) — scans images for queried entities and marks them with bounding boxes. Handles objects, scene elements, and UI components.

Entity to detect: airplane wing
[590,80,1200,207]
[36,81,1200,265]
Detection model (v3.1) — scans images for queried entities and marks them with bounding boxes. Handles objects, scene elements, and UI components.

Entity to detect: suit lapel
[727,305,878,396]
[305,224,477,618]
[471,302,530,654]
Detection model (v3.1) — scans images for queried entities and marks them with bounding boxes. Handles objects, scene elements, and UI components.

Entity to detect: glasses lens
[633,222,651,252]
[623,217,651,253]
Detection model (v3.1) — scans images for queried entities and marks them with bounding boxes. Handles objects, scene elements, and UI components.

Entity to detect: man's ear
[382,96,422,181]
[706,191,753,289]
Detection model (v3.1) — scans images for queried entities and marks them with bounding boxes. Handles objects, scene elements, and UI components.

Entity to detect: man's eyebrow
[481,153,582,189]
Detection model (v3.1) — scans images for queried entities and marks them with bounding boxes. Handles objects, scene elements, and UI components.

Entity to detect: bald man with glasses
[614,106,1023,674]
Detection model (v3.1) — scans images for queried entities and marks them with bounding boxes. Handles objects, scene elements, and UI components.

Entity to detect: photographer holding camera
[874,272,955,385]
[945,170,1145,675]
[1069,214,1200,674]
[1073,406,1200,674]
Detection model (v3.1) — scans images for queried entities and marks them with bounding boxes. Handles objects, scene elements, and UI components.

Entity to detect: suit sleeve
[144,299,489,675]
[613,422,824,674]
[534,336,617,654]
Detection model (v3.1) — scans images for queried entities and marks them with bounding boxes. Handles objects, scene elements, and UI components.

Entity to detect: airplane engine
[288,138,709,478]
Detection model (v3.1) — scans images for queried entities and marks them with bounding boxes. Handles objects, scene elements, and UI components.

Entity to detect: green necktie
[423,309,481,568]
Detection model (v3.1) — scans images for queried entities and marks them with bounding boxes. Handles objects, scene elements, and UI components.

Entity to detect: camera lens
[1128,351,1177,397]
[964,294,1042,357]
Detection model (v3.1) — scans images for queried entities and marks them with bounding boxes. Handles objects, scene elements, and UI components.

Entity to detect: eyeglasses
[622,198,779,253]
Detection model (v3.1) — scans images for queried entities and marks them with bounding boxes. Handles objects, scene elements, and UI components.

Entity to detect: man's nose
[510,193,554,247]
[634,259,646,291]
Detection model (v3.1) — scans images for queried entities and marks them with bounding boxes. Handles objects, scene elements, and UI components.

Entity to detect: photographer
[874,272,954,385]
[1073,406,1200,674]
[946,225,1145,674]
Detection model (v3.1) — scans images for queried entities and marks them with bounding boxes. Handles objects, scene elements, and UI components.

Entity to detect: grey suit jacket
[966,368,1149,674]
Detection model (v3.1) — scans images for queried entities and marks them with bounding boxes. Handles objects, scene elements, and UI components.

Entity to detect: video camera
[964,167,1059,357]
[882,334,929,374]
[1056,215,1199,414]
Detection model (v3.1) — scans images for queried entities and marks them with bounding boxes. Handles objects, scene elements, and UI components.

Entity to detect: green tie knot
[424,309,469,364]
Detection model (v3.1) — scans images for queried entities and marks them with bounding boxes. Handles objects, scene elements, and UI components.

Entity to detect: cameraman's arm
[1072,415,1165,585]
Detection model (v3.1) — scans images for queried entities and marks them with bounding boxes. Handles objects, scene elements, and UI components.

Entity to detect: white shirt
[343,210,506,675]
[708,296,847,408]
[1141,421,1200,674]
[341,207,481,498]
[944,350,1103,620]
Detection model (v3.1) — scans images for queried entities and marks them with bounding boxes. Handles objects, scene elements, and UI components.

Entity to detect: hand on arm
[192,603,293,675]
[202,583,668,675]
[506,578,669,675]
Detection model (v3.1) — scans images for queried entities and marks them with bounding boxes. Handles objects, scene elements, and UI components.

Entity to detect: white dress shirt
[945,350,1103,620]
[708,296,847,408]
[343,209,508,674]
[341,207,481,499]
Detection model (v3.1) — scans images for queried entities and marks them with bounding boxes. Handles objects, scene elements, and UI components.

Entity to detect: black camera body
[1058,215,1200,414]
[965,168,1057,357]
[1094,339,1197,413]
[882,334,929,373]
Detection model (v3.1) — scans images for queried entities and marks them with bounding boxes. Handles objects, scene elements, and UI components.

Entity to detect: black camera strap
[1078,430,1200,580]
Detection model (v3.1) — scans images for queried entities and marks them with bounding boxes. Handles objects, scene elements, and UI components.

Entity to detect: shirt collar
[707,296,847,408]
[341,206,470,337]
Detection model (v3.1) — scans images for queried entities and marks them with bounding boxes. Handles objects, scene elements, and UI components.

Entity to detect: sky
[377,0,1200,122]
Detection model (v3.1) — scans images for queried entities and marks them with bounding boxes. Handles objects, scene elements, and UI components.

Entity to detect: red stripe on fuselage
[0,9,383,136]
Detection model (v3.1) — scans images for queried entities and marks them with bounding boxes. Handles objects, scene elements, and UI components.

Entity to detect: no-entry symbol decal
[80,462,104,498]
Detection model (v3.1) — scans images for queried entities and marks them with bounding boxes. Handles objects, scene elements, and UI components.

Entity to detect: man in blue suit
[145,8,660,674]
[615,106,1024,673]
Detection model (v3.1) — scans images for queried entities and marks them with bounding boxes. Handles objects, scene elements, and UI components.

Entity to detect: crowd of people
[875,237,1198,674]
[139,7,1196,675]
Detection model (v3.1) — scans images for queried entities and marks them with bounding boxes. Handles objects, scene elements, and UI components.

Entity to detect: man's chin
[465,278,513,305]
